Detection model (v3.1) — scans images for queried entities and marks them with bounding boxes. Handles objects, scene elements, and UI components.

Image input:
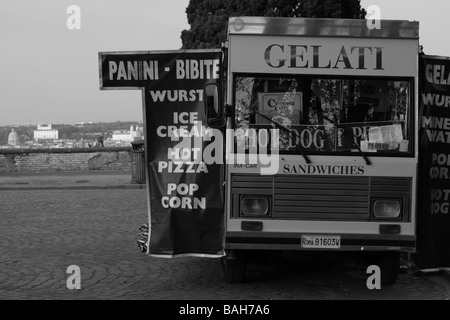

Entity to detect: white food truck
[203,17,419,284]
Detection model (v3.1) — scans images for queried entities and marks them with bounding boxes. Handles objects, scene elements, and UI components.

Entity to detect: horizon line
[0,120,144,127]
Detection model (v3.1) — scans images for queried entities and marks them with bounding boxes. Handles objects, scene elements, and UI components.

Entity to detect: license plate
[301,235,341,249]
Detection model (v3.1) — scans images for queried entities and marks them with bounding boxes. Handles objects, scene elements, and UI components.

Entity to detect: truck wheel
[222,257,246,284]
[379,252,400,285]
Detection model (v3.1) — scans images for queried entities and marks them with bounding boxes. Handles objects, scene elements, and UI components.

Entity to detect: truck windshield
[233,76,413,156]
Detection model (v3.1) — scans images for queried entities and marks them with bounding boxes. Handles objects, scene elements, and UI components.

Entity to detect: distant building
[112,124,143,142]
[131,124,143,140]
[74,121,93,128]
[34,124,58,140]
[8,128,19,145]
[112,130,132,142]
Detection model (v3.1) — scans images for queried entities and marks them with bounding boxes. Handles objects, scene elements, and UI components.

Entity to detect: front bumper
[225,231,416,252]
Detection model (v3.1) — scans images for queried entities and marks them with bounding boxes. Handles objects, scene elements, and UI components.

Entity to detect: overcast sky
[0,0,449,126]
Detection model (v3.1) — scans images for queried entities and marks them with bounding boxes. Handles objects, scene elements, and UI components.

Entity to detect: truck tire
[222,257,246,284]
[379,252,400,285]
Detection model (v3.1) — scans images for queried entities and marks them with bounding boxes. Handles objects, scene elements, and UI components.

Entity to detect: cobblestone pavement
[1,189,449,300]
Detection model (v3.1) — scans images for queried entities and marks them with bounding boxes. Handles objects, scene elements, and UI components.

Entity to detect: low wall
[0,147,133,173]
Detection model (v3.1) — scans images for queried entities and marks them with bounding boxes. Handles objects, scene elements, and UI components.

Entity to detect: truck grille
[231,174,411,221]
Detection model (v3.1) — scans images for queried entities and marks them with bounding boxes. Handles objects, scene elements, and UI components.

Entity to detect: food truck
[206,17,419,285]
[100,16,421,286]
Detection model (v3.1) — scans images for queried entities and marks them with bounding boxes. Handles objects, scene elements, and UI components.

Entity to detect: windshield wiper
[312,110,371,166]
[254,111,311,164]
[348,136,372,166]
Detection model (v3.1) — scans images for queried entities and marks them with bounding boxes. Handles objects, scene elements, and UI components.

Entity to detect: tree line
[181,0,366,49]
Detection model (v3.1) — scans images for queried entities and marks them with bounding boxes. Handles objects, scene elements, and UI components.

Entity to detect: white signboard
[230,35,418,77]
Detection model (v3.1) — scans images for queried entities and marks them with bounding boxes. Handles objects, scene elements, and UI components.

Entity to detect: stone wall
[0,147,133,173]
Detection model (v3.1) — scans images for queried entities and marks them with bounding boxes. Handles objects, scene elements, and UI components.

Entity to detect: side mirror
[204,83,226,128]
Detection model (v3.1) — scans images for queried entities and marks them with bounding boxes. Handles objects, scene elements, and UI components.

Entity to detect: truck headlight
[240,196,270,217]
[372,199,402,219]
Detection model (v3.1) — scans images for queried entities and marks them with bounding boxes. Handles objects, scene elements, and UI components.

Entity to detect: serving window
[233,75,413,156]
